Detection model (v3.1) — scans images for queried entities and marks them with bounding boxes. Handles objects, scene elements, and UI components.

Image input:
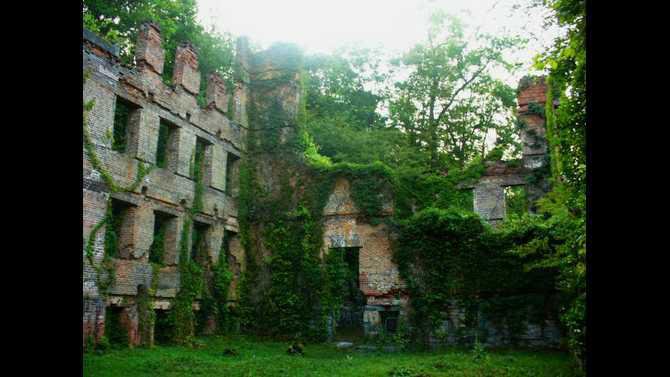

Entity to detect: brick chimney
[172,41,201,95]
[206,72,228,113]
[517,76,548,169]
[135,22,164,75]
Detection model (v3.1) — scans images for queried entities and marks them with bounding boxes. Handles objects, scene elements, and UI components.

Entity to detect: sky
[196,0,564,85]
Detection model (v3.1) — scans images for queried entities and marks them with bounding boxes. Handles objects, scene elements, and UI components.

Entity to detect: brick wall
[83,23,246,344]
[321,178,407,336]
[84,28,559,348]
[469,77,550,224]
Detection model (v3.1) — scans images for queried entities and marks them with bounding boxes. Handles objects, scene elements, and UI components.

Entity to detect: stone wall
[83,24,246,345]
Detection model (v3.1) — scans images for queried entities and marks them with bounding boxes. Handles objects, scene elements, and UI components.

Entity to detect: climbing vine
[235,44,398,341]
[83,75,154,299]
[393,208,558,347]
[171,216,203,345]
[211,231,235,333]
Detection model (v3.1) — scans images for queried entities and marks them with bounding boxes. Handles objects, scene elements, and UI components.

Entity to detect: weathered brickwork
[83,24,245,345]
[465,78,552,225]
[84,27,559,348]
[454,78,560,347]
[431,299,561,348]
[322,178,406,335]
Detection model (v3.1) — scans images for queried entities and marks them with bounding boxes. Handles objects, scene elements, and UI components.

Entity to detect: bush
[96,336,111,354]
[395,208,558,347]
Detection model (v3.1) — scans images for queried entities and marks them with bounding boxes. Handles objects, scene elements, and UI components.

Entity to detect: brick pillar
[206,72,229,113]
[173,41,201,95]
[210,223,225,264]
[117,205,138,259]
[83,298,105,346]
[162,216,180,266]
[134,202,155,260]
[210,144,227,192]
[201,143,214,188]
[136,22,164,74]
[517,76,548,170]
[175,127,196,178]
[126,108,160,164]
[135,22,164,89]
[516,76,552,212]
[172,215,191,266]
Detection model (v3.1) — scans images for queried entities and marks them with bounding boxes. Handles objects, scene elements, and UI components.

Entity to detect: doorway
[332,247,365,340]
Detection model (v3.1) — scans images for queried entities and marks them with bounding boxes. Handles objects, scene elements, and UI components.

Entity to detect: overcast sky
[196,0,563,84]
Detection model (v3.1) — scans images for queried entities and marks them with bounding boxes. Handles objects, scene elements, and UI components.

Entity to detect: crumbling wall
[83,23,246,345]
[449,77,560,348]
[468,77,552,225]
[322,178,406,336]
[431,299,561,349]
[84,27,559,348]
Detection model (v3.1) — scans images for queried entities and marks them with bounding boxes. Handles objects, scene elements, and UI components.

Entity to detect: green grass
[84,335,580,377]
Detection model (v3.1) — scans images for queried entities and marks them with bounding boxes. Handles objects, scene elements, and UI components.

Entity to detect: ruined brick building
[83,24,558,348]
[83,23,247,346]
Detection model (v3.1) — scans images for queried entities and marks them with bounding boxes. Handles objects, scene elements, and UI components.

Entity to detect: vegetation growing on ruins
[83,81,153,277]
[516,0,586,368]
[83,0,236,107]
[84,0,586,371]
[394,208,558,347]
[83,83,155,350]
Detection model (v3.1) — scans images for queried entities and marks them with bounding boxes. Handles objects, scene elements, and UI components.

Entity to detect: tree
[537,0,586,369]
[389,12,523,171]
[303,48,402,165]
[507,0,586,369]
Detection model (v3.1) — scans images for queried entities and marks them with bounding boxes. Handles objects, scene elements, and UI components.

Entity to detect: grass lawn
[83,335,580,377]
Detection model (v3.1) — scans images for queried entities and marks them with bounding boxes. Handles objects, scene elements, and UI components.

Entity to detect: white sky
[196,0,564,85]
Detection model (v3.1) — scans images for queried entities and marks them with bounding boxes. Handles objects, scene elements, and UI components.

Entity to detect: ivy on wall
[85,42,563,351]
[393,208,558,347]
[83,83,153,296]
[236,44,398,341]
[83,73,156,350]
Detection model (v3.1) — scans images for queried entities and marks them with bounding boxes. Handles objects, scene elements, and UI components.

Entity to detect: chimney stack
[206,72,229,113]
[172,41,201,95]
[135,22,164,75]
[517,76,548,169]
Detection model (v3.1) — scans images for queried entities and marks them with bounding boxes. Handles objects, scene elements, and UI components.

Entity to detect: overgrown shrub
[394,208,558,347]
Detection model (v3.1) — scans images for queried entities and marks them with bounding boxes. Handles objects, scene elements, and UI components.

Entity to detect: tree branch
[436,62,489,124]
